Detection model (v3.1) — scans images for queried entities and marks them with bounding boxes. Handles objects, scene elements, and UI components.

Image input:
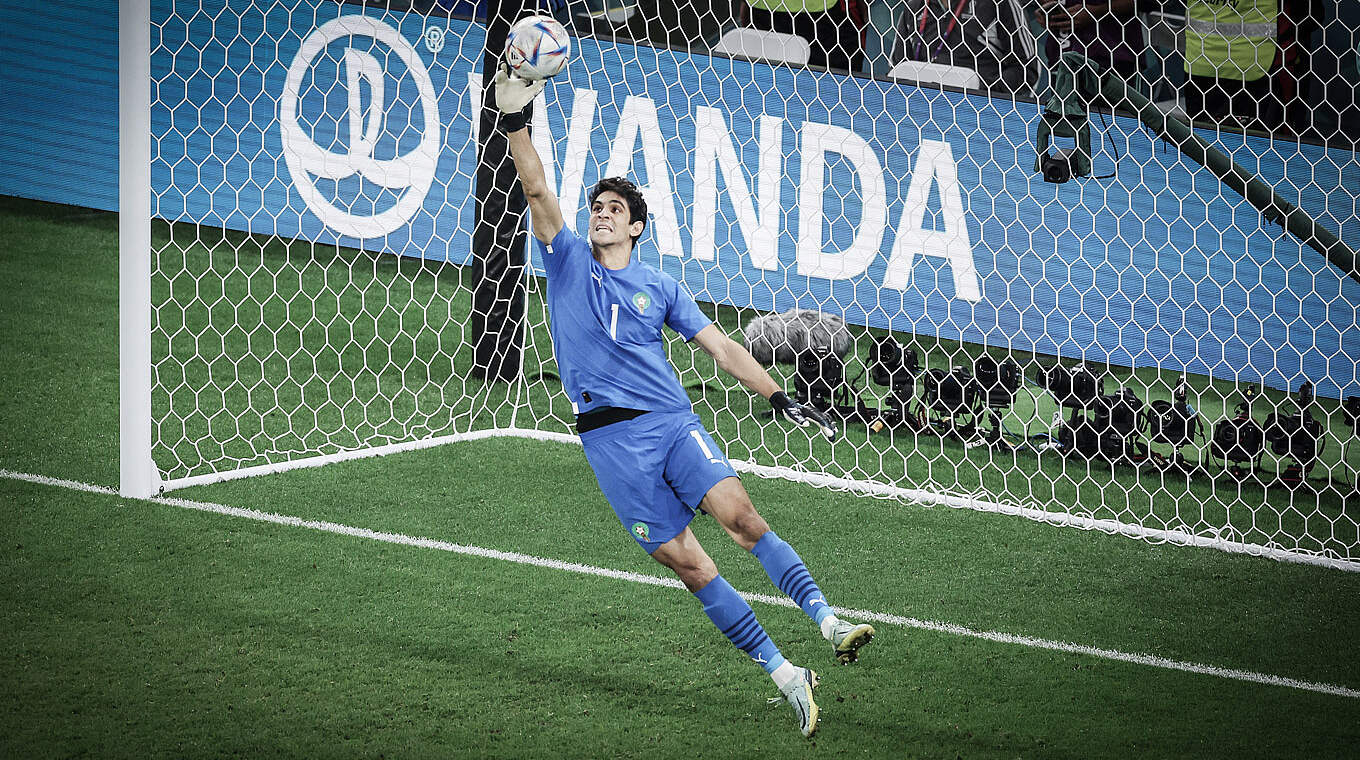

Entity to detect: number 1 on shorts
[691,429,724,464]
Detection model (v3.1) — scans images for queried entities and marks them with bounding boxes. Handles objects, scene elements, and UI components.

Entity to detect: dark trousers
[1184,73,1283,132]
[744,0,865,73]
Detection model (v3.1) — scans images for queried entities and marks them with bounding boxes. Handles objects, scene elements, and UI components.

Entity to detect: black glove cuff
[500,107,531,134]
[769,391,793,410]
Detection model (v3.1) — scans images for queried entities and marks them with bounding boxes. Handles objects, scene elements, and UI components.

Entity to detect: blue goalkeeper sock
[693,575,786,675]
[751,531,835,627]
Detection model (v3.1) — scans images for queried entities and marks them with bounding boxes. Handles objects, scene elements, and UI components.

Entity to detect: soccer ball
[504,16,571,81]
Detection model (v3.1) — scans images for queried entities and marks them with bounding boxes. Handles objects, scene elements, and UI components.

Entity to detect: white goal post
[121,0,157,499]
[121,0,1360,570]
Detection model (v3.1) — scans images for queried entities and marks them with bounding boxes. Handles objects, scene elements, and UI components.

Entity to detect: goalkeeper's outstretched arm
[693,325,837,441]
[506,128,563,244]
[497,68,562,244]
[693,325,781,400]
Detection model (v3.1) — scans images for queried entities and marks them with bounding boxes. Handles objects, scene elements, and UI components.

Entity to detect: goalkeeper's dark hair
[589,177,647,248]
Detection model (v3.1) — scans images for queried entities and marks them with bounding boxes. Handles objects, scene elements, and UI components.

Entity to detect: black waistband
[576,406,649,434]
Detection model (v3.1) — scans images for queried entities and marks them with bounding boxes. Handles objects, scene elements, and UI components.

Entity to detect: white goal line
[156,428,1360,574]
[4,467,1357,701]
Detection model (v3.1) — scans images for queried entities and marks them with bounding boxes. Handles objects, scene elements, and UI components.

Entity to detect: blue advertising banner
[0,0,119,212]
[2,1,1356,396]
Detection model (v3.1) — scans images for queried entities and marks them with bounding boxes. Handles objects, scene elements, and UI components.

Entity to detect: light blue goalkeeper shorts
[579,410,738,554]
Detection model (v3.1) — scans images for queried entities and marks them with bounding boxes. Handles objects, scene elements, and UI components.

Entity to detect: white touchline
[4,468,1358,700]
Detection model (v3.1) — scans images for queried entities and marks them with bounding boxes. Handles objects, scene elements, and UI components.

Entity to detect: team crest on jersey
[632,291,651,314]
[631,521,651,541]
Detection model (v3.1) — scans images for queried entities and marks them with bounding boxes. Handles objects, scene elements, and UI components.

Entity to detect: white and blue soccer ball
[504,15,571,81]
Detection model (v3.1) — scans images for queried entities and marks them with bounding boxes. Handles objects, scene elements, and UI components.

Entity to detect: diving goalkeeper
[494,65,875,739]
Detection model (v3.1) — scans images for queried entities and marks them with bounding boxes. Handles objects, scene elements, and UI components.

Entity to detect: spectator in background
[1273,0,1323,137]
[1037,0,1146,89]
[1183,0,1283,130]
[738,0,868,72]
[891,0,1043,95]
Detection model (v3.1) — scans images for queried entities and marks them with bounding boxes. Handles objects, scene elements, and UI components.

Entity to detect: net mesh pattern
[149,0,1359,564]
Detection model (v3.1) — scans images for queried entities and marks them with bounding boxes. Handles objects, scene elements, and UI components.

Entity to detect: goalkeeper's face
[588,192,645,250]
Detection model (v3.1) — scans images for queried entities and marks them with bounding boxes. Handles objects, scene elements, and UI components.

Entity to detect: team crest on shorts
[631,521,651,541]
[632,291,651,313]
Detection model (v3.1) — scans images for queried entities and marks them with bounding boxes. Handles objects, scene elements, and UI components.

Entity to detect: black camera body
[1211,416,1266,472]
[1263,381,1325,483]
[923,366,980,417]
[1212,386,1265,477]
[794,346,845,413]
[1139,377,1203,472]
[869,336,919,399]
[974,356,1020,409]
[867,336,921,430]
[1264,412,1324,469]
[1145,398,1200,448]
[918,365,988,441]
[1094,389,1147,461]
[1057,388,1145,462]
[1035,363,1104,410]
[1039,149,1080,184]
[1058,417,1109,460]
[1093,388,1143,438]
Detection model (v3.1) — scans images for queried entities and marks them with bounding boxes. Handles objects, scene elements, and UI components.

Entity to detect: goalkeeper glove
[494,63,545,133]
[769,391,838,442]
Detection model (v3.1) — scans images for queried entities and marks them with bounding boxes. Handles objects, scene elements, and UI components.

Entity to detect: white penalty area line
[4,468,1358,701]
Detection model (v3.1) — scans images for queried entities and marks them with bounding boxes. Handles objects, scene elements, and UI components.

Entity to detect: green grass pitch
[1,196,1359,758]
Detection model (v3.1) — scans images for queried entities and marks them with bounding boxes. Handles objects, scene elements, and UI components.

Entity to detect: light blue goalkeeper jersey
[538,225,712,415]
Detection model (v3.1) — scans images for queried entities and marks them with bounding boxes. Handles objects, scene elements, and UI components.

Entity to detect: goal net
[125,0,1360,569]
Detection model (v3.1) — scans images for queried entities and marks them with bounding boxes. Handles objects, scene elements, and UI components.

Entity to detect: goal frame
[115,0,1360,573]
[121,0,157,498]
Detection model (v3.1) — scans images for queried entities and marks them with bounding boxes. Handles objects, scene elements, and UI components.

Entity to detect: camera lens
[1041,153,1072,184]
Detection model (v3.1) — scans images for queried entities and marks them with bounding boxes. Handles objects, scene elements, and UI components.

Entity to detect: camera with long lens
[974,356,1020,409]
[1090,388,1147,462]
[1034,363,1104,410]
[1142,376,1203,472]
[1211,385,1265,478]
[971,355,1021,446]
[1057,387,1142,462]
[923,366,978,416]
[1263,381,1325,486]
[921,365,983,439]
[1035,363,1112,459]
[870,336,918,395]
[794,345,845,414]
[869,336,919,426]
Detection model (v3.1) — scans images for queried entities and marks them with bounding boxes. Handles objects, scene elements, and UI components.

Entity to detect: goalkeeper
[495,65,875,738]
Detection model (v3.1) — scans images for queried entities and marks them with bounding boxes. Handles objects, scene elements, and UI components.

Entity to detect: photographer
[1038,0,1147,95]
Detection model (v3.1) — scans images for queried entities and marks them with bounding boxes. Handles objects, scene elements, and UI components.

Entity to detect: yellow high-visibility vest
[1185,0,1278,82]
[746,0,840,13]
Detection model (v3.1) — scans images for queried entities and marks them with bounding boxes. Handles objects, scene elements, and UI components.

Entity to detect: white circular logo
[280,16,441,239]
[423,25,446,53]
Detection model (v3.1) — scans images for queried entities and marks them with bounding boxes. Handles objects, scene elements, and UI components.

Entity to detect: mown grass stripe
[3,467,1357,700]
